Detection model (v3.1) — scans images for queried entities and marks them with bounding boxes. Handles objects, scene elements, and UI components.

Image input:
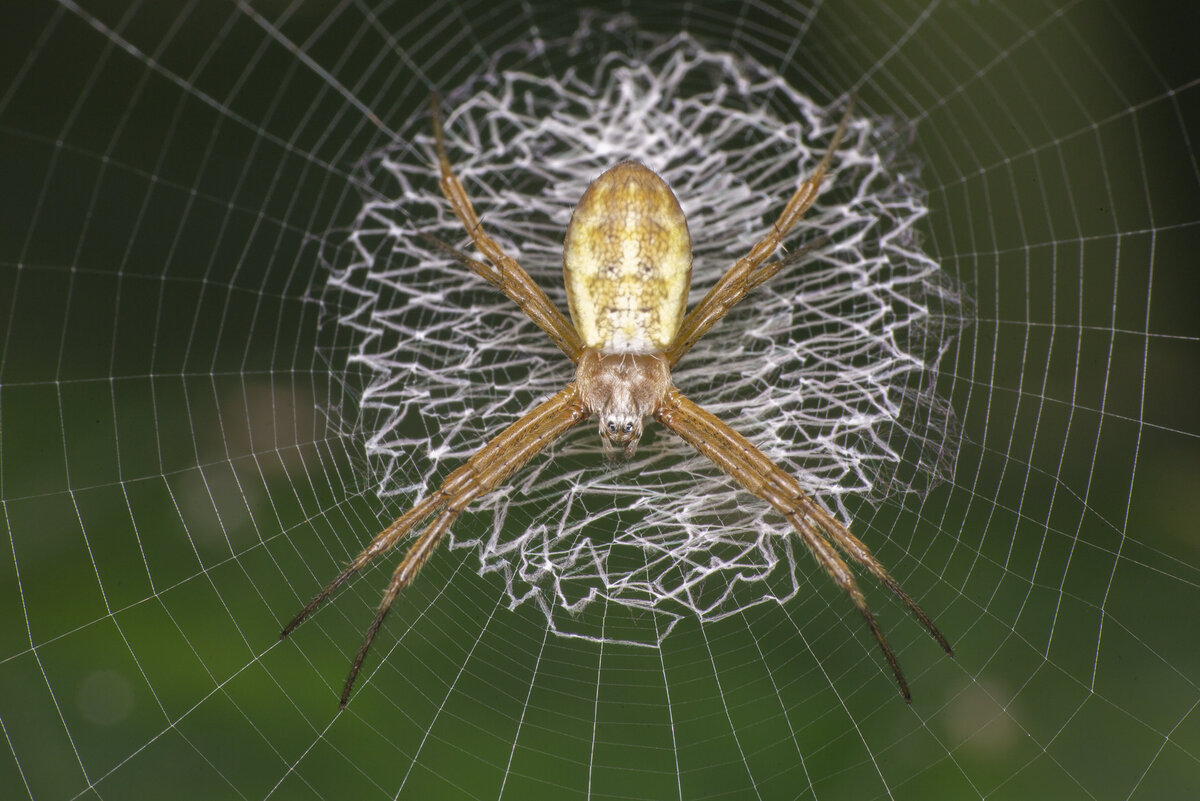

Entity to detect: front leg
[282,384,588,706]
[655,387,951,701]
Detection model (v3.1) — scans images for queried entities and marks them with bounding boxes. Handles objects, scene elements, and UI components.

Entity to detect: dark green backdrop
[1,1,1198,799]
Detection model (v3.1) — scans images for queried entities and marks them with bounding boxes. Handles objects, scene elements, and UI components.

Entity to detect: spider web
[326,20,967,645]
[2,2,1199,800]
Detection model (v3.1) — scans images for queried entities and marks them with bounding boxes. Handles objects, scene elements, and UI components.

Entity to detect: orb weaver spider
[282,93,953,707]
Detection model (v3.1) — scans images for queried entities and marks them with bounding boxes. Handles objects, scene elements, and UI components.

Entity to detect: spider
[283,93,953,708]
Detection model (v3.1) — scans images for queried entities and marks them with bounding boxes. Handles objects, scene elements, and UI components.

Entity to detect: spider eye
[624,422,634,433]
[607,421,617,433]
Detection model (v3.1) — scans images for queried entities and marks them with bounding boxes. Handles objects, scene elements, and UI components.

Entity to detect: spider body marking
[565,160,687,456]
[281,93,953,708]
[564,160,692,353]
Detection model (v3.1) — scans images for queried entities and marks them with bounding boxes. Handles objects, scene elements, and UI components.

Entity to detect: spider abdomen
[563,161,693,354]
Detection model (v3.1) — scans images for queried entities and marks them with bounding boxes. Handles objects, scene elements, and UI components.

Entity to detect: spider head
[599,413,644,460]
[576,350,670,462]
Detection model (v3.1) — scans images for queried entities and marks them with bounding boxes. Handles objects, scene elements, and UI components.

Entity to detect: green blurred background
[1,1,1198,799]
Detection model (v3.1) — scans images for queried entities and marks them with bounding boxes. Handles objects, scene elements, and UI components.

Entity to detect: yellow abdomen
[563,162,692,353]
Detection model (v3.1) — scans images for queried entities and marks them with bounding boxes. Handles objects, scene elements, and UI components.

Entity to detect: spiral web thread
[320,19,969,646]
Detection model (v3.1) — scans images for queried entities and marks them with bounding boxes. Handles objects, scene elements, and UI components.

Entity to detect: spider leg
[655,387,951,702]
[282,384,587,707]
[667,94,855,367]
[430,93,584,362]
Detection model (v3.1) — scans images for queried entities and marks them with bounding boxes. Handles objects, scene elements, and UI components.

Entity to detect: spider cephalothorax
[576,350,670,458]
[282,93,953,708]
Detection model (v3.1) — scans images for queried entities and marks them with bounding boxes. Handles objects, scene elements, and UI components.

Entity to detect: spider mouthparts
[596,431,641,462]
[597,421,643,462]
[597,437,626,461]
